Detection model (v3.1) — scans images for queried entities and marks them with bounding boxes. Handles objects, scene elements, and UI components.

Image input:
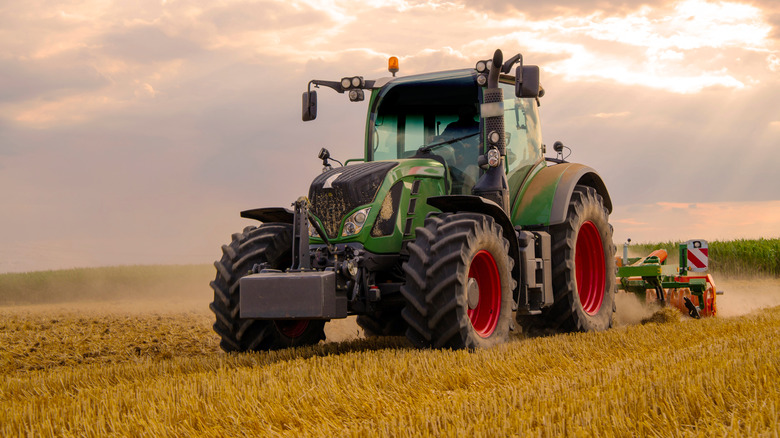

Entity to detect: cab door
[499,81,543,200]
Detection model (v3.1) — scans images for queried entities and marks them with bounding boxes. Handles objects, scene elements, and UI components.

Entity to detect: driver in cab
[439,105,480,194]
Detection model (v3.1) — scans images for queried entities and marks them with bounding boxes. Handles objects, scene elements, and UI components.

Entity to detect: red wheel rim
[275,320,309,338]
[467,250,502,338]
[575,221,606,315]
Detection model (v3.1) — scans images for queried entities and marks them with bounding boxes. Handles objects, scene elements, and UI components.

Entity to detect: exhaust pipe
[472,49,510,212]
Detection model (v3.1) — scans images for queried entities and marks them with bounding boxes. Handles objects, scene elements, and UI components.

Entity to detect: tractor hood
[309,161,399,239]
[308,159,447,251]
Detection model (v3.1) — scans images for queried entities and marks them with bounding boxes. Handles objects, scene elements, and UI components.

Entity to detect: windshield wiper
[417,132,479,154]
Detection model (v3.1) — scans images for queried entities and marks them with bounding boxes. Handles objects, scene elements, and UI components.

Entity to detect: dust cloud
[713,277,780,317]
[325,317,364,342]
[613,277,780,322]
[1,264,367,345]
[614,292,658,326]
[4,265,776,347]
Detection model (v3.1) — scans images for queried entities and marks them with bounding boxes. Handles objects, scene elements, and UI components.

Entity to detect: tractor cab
[366,69,543,198]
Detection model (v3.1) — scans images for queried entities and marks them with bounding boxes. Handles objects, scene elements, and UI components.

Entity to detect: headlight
[342,207,371,237]
[348,89,364,102]
[487,148,501,167]
[341,78,352,89]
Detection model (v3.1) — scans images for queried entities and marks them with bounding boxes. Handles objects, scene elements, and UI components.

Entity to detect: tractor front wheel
[401,213,514,349]
[209,224,326,352]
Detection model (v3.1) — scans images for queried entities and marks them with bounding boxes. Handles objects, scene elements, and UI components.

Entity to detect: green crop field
[1,254,779,436]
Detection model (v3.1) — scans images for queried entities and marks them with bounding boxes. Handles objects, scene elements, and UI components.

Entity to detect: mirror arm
[310,80,345,94]
[501,54,523,74]
[309,79,377,94]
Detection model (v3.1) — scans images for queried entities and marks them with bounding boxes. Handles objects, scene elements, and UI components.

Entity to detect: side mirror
[515,65,540,98]
[302,90,317,121]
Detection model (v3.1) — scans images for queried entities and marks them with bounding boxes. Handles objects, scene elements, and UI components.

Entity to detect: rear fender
[512,163,612,227]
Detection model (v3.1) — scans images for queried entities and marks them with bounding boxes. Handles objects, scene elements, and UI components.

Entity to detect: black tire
[356,311,406,337]
[541,185,615,332]
[401,213,514,349]
[209,224,326,352]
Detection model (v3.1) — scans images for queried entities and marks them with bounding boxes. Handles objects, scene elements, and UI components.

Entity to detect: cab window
[370,78,481,194]
[499,82,542,192]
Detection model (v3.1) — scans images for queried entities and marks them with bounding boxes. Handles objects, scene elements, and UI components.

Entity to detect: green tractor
[209,49,615,351]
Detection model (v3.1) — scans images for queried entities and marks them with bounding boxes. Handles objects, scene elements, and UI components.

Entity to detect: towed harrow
[616,239,722,318]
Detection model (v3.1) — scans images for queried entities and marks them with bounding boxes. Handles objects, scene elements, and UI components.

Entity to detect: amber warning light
[388,57,399,76]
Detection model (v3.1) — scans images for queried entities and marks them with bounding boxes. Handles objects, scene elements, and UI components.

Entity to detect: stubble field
[1,264,779,436]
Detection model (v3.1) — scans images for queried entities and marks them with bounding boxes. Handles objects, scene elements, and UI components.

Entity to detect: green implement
[616,240,721,318]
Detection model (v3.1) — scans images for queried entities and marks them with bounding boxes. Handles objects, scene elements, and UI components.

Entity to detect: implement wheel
[401,213,514,349]
[209,224,326,352]
[545,185,615,332]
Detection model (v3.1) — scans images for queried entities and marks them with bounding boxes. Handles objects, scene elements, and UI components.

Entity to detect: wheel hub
[575,220,606,315]
[467,278,480,309]
[274,320,309,338]
[467,250,501,338]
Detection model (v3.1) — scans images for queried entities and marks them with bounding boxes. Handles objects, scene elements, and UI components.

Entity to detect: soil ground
[3,275,777,345]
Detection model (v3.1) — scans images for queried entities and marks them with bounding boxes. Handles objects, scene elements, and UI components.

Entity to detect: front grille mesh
[309,162,398,239]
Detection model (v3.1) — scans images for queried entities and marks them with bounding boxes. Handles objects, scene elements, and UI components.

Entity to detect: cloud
[519,0,772,93]
[614,218,649,226]
[0,56,109,103]
[593,112,631,118]
[203,1,335,35]
[750,0,780,39]
[1,0,779,271]
[583,1,770,50]
[460,0,659,17]
[769,54,780,71]
[611,200,780,243]
[100,25,203,64]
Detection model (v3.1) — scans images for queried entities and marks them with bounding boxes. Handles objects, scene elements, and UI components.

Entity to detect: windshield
[368,71,481,193]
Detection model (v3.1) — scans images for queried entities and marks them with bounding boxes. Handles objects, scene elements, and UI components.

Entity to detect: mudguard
[240,207,295,224]
[512,163,612,228]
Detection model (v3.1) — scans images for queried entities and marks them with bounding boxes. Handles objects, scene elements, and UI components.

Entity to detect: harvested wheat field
[1,265,779,437]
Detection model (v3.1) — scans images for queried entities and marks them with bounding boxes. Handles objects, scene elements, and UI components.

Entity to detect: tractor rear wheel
[209,224,326,352]
[543,185,615,332]
[401,213,514,349]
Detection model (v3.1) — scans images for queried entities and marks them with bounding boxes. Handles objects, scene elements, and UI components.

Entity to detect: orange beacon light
[388,57,399,76]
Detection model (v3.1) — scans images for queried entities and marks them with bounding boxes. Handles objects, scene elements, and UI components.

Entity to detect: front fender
[512,163,612,227]
[240,207,295,224]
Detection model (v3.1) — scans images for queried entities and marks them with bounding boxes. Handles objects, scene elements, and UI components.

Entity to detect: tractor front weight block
[240,271,348,319]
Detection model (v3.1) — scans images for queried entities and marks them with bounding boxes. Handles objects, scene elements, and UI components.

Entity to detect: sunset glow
[1,0,778,272]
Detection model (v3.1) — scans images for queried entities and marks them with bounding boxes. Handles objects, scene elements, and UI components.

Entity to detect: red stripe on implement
[701,248,708,257]
[688,249,706,269]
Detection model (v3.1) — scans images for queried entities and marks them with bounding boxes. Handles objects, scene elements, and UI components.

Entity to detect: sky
[1,0,779,273]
